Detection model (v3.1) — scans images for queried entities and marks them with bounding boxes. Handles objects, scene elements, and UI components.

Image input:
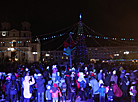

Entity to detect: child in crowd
[95,83,106,102]
[129,82,137,102]
[49,83,62,102]
[107,87,114,102]
[45,84,52,102]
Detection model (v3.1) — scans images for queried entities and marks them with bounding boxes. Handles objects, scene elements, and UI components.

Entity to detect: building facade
[42,50,74,64]
[42,45,138,64]
[0,22,40,63]
[87,46,138,60]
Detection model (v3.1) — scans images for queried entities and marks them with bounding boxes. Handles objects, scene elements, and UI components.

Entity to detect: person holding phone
[23,76,35,102]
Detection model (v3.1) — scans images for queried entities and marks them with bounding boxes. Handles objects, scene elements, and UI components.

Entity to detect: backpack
[10,81,17,91]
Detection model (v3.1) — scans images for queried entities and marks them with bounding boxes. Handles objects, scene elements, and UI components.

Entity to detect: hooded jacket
[49,83,62,98]
[36,75,45,93]
[112,83,123,97]
[89,78,99,94]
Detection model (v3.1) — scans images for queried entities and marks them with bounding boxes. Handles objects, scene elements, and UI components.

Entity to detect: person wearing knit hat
[49,83,62,102]
[77,72,87,101]
[45,84,52,102]
[59,78,67,102]
[98,69,103,82]
[129,82,137,102]
[36,72,45,102]
[95,82,106,102]
[110,70,118,84]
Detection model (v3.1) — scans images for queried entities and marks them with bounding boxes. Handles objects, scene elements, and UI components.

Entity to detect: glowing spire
[79,14,82,20]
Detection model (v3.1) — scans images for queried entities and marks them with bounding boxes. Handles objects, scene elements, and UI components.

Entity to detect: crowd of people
[0,62,138,102]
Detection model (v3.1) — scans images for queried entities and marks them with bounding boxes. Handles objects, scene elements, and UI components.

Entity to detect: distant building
[42,50,74,64]
[87,46,138,60]
[0,22,40,63]
[42,45,138,64]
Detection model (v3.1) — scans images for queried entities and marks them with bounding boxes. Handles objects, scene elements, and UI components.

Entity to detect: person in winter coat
[23,75,35,102]
[89,75,99,102]
[65,71,71,100]
[45,84,52,102]
[7,74,19,102]
[5,73,12,102]
[110,70,118,84]
[49,83,62,102]
[70,83,77,102]
[98,69,103,81]
[36,73,45,102]
[120,75,129,99]
[104,71,111,87]
[129,82,137,102]
[77,72,87,101]
[130,71,136,83]
[107,87,114,102]
[120,69,125,80]
[95,83,106,102]
[59,78,67,102]
[55,72,61,87]
[43,69,49,84]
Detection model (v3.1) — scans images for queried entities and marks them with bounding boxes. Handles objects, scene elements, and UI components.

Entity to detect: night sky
[0,0,138,49]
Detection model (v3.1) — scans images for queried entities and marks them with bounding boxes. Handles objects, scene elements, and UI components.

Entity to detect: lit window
[20,41,22,43]
[66,57,68,59]
[32,52,37,54]
[45,54,50,56]
[114,54,119,56]
[62,56,64,59]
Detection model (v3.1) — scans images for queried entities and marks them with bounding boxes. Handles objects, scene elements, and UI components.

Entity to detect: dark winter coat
[36,76,45,93]
[43,70,49,81]
[45,89,52,100]
[104,74,111,86]
[120,76,128,91]
[7,75,19,95]
[107,89,114,97]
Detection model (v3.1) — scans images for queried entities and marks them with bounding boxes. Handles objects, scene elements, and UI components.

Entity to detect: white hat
[133,70,137,73]
[25,68,29,71]
[37,73,42,76]
[125,73,129,76]
[84,67,88,70]
[132,81,136,85]
[72,67,75,71]
[52,65,57,69]
[113,70,116,75]
[7,73,12,76]
[79,72,84,76]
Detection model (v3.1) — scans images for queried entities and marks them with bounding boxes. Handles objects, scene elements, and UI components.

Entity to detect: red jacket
[49,83,62,98]
[113,83,123,97]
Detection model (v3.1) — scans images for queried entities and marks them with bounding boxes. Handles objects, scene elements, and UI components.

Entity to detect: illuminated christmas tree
[74,14,88,63]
